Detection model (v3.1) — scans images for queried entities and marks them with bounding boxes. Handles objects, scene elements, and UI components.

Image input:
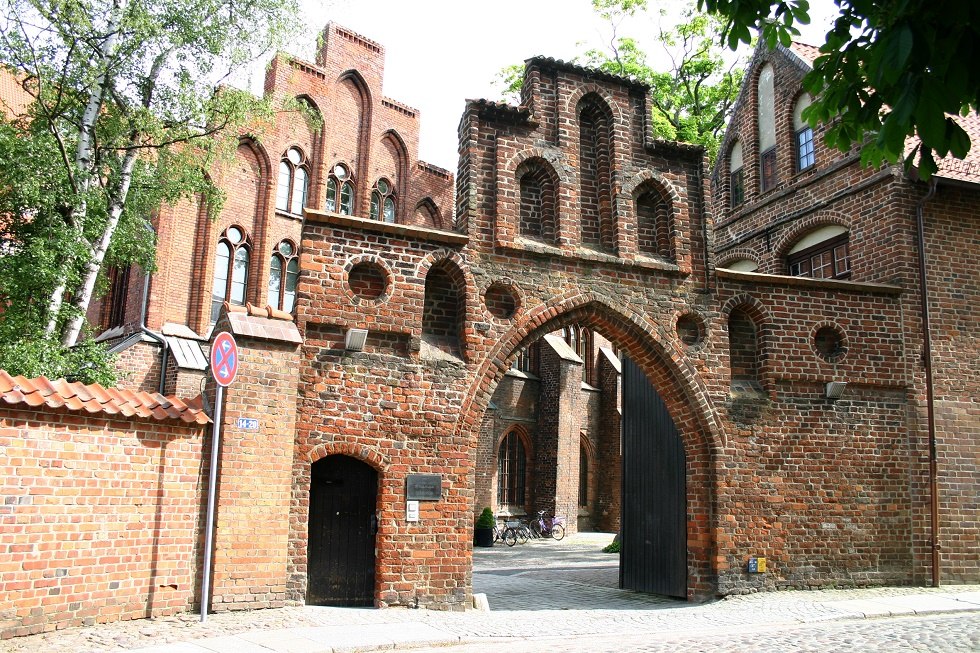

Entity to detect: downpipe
[915,178,940,587]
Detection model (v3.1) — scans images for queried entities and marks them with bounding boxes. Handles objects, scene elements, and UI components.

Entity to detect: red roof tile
[0,370,210,425]
[788,41,980,185]
[789,41,822,66]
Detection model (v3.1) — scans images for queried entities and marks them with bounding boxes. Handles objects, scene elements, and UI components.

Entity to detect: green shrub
[602,540,621,553]
[475,507,495,529]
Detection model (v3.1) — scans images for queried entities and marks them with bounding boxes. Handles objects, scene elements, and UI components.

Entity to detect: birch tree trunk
[45,0,129,343]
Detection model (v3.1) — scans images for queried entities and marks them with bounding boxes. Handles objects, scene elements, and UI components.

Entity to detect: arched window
[720,258,759,273]
[758,64,777,191]
[787,226,850,279]
[728,307,759,386]
[517,159,557,244]
[269,239,299,313]
[730,140,744,207]
[578,97,614,251]
[511,342,539,375]
[275,147,309,216]
[564,325,594,384]
[794,94,815,172]
[497,430,527,508]
[369,178,396,223]
[211,225,250,322]
[325,163,355,215]
[636,184,673,259]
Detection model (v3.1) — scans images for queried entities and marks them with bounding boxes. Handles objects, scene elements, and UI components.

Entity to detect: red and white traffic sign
[210,331,239,387]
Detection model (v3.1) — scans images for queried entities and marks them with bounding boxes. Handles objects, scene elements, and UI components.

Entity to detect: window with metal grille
[579,441,589,507]
[497,431,526,508]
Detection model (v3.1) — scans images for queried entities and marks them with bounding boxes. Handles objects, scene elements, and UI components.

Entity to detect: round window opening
[676,313,703,348]
[348,261,388,300]
[484,282,518,320]
[814,326,846,361]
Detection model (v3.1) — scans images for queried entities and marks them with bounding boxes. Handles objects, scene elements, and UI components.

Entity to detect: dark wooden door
[620,356,687,598]
[307,455,377,606]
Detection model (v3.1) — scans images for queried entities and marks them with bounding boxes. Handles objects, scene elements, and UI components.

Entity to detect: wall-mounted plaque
[406,474,442,501]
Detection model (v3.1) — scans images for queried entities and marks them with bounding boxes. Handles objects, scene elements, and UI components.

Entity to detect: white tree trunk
[49,0,129,345]
[62,148,138,347]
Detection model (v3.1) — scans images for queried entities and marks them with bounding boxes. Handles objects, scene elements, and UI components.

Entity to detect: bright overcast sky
[271,0,839,171]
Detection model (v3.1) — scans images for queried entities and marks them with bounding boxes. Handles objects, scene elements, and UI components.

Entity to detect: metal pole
[200,384,224,622]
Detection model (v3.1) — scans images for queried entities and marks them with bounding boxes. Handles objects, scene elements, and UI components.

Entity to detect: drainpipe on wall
[914,177,940,587]
[137,226,169,395]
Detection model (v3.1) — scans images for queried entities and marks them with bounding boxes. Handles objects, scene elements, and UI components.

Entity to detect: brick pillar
[536,334,582,532]
[206,306,302,611]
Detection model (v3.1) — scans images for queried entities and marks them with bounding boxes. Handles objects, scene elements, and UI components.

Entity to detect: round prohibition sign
[210,331,239,387]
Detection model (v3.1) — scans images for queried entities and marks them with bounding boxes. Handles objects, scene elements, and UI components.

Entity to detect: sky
[266,0,841,172]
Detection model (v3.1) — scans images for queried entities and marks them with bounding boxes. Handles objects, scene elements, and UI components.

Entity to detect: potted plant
[473,507,495,547]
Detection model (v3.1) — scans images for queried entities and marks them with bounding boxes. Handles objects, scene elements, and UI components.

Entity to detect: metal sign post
[201,332,238,623]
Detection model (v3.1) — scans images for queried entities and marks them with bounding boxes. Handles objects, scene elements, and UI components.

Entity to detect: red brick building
[711,41,979,587]
[2,25,978,638]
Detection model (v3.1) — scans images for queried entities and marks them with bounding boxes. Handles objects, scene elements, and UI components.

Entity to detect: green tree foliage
[0,0,300,382]
[584,1,744,162]
[700,0,980,178]
[495,0,745,163]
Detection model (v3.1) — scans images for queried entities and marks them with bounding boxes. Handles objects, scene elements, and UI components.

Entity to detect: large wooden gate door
[307,455,377,606]
[620,356,687,598]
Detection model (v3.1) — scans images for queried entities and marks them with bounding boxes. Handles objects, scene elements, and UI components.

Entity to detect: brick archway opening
[463,300,719,602]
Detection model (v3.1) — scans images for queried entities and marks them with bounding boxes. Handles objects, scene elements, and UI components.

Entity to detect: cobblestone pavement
[405,613,980,652]
[2,534,978,653]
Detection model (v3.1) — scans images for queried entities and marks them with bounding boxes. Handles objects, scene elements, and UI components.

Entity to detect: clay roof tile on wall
[0,370,210,425]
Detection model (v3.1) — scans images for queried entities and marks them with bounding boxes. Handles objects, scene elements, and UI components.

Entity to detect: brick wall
[0,409,205,638]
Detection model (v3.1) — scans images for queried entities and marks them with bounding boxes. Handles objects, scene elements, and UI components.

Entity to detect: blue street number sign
[210,331,239,387]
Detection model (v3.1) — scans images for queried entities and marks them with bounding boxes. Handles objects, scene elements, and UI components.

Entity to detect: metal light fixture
[825,381,847,400]
[344,328,368,352]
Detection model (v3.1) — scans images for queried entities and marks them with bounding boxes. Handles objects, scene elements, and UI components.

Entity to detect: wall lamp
[344,328,369,352]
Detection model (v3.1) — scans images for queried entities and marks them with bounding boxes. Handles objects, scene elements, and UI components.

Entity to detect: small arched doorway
[307,455,377,606]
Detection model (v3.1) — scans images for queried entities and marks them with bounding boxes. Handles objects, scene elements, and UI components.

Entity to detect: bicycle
[502,519,531,546]
[530,510,565,541]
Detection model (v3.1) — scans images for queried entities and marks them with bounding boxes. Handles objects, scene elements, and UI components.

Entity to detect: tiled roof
[787,41,980,185]
[788,41,821,66]
[222,303,303,344]
[0,370,210,424]
[919,113,980,184]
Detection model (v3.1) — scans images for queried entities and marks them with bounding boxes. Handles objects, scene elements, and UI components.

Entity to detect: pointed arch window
[497,430,527,508]
[564,325,594,384]
[730,140,744,207]
[269,239,299,313]
[369,177,396,223]
[758,64,777,192]
[275,147,309,216]
[211,225,250,322]
[326,163,355,215]
[579,439,590,507]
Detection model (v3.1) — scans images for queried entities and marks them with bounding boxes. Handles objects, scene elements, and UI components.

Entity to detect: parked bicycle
[502,519,531,547]
[530,510,565,540]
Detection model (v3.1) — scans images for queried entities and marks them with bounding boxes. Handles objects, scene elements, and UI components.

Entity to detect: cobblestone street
[406,613,980,653]
[2,534,978,653]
